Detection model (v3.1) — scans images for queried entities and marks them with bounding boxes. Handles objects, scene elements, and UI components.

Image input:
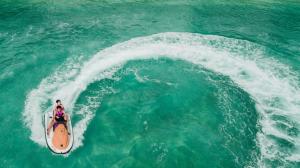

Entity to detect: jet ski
[44,111,73,154]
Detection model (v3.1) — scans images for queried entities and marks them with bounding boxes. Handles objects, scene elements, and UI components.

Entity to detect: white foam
[24,32,300,164]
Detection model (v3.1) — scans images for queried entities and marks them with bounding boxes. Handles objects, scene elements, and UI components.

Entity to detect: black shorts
[55,116,66,122]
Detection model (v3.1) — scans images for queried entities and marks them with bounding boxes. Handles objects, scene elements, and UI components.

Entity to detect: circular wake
[24,32,300,165]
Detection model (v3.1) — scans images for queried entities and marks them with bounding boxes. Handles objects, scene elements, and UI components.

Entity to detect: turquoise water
[1,0,300,167]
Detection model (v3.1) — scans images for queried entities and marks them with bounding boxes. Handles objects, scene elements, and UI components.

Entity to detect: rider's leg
[63,114,70,134]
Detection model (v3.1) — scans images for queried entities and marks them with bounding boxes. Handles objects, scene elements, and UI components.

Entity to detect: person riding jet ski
[47,100,68,135]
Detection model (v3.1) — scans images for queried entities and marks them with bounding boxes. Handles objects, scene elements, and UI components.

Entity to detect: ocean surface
[1,0,300,167]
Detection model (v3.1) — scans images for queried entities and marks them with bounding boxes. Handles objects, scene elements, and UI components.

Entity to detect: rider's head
[56,99,61,105]
[57,105,62,111]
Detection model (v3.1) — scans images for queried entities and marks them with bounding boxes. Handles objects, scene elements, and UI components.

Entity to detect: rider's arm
[52,106,56,118]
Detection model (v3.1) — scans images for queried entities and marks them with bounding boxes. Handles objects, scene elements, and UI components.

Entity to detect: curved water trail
[24,32,300,164]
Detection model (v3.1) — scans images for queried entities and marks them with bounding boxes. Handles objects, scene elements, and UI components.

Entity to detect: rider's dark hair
[57,105,62,109]
[56,99,61,103]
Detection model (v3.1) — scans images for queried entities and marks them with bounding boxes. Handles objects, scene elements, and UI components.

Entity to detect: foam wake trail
[24,32,300,164]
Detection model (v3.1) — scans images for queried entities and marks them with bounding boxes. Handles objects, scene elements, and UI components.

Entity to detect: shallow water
[1,0,300,167]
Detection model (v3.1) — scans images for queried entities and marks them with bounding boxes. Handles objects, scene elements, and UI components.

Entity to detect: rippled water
[1,0,300,167]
